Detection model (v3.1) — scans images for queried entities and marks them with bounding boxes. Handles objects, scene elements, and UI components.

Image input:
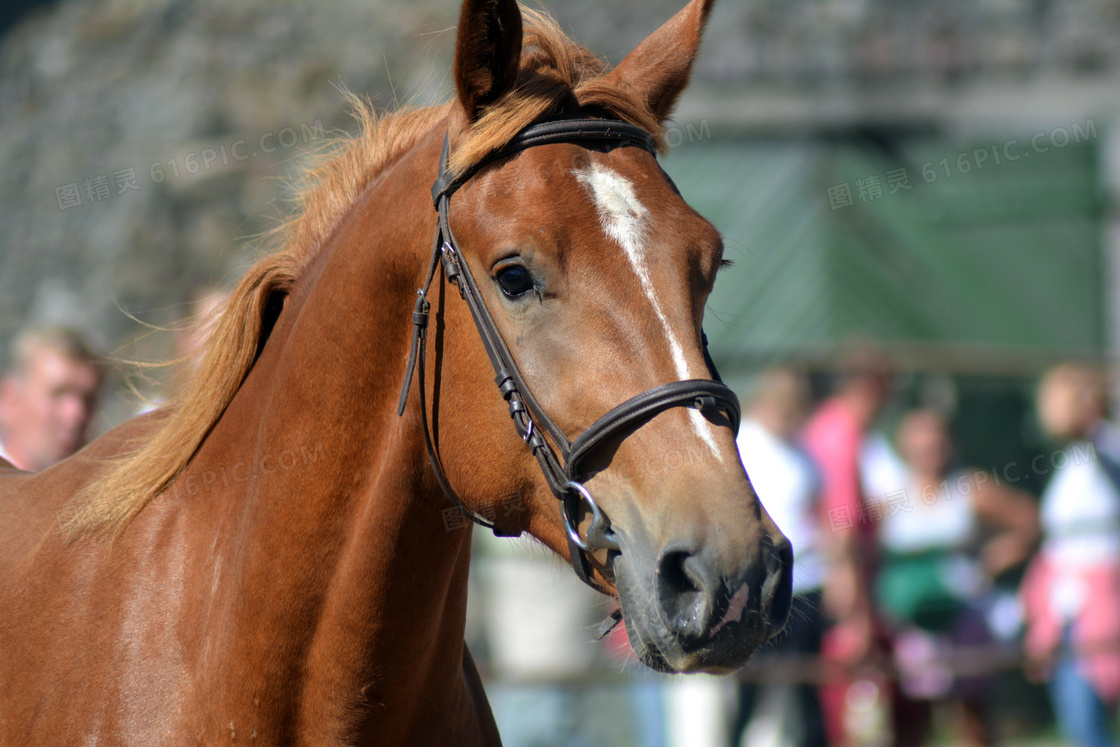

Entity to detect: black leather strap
[432,119,657,207]
[397,225,511,534]
[437,207,574,462]
[566,380,740,482]
[440,237,573,481]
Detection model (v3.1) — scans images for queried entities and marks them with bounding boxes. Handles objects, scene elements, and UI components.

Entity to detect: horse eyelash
[719,258,734,270]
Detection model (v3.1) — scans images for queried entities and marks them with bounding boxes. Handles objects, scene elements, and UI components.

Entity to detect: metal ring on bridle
[562,481,620,553]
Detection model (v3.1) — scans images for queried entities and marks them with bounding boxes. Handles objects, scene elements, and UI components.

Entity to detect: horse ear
[454,0,523,122]
[605,0,716,121]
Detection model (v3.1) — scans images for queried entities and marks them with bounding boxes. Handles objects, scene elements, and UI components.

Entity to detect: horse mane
[64,8,666,538]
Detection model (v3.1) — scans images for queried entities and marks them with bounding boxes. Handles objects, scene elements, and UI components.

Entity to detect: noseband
[398,118,741,591]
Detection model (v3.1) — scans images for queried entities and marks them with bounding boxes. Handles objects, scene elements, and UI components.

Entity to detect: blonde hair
[8,326,100,379]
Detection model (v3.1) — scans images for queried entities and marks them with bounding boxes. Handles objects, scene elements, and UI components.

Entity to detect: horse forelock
[63,8,666,539]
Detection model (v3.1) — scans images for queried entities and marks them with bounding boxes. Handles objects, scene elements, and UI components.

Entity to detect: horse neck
[182,125,480,735]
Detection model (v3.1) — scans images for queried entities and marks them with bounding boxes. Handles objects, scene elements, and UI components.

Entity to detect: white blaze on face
[573,162,722,462]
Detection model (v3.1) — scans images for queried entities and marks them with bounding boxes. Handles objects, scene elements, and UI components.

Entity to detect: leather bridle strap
[398,118,741,592]
[565,379,741,482]
[430,118,658,207]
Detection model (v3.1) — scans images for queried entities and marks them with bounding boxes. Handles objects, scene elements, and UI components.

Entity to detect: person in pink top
[801,347,892,746]
[1022,363,1120,747]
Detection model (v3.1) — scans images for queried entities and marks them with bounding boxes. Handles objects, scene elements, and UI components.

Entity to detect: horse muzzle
[611,524,793,673]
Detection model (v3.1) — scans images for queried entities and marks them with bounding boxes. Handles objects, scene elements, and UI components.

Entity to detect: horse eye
[496,265,535,298]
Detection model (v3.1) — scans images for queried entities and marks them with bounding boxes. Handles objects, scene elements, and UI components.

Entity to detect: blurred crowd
[731,355,1118,747]
[4,317,1119,747]
[731,355,1120,747]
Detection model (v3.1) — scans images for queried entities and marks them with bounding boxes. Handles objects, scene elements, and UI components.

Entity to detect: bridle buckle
[694,394,716,411]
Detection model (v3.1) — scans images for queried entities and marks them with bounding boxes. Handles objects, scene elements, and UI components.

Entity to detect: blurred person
[874,409,1038,747]
[174,286,230,366]
[134,286,232,416]
[731,366,827,747]
[1022,363,1120,747]
[801,346,893,746]
[0,326,102,471]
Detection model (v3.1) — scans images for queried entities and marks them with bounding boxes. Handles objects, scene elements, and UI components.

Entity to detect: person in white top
[1023,363,1120,747]
[731,367,826,747]
[0,327,102,472]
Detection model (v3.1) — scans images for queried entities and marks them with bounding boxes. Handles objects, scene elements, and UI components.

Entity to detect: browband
[431,119,657,207]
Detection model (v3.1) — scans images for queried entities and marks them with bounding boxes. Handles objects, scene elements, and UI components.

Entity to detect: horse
[0,0,792,743]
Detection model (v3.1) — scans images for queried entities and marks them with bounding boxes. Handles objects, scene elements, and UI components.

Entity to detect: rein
[398,118,741,592]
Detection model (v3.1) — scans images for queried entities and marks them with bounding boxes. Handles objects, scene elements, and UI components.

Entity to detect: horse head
[417,0,793,674]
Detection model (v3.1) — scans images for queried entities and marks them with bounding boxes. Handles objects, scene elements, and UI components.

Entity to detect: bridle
[398,117,741,592]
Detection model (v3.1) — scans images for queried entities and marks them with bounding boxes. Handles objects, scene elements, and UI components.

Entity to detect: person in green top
[874,409,1038,746]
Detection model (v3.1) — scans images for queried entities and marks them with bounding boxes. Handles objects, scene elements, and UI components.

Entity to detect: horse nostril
[763,540,794,639]
[655,545,711,642]
[771,538,793,577]
[658,548,699,593]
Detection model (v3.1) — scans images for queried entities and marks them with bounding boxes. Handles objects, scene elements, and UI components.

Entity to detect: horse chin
[620,608,769,675]
[613,561,771,675]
